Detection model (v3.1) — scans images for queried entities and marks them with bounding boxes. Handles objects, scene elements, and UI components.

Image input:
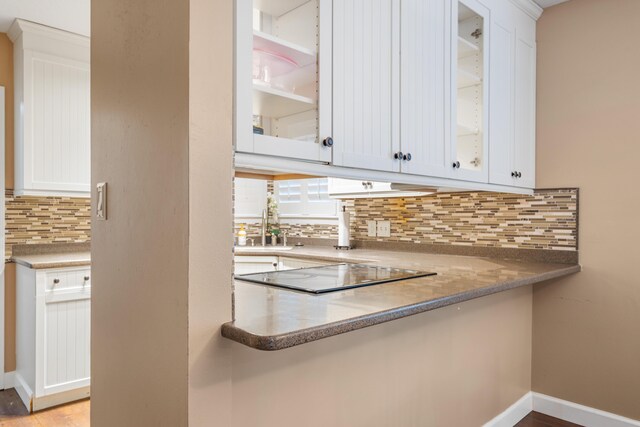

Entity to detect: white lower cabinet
[234,256,332,275]
[15,265,91,412]
[234,256,279,275]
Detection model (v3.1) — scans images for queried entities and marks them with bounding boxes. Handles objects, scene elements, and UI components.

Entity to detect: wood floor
[516,411,583,427]
[0,389,89,427]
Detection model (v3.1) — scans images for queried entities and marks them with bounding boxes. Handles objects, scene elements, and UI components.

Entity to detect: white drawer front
[45,269,91,292]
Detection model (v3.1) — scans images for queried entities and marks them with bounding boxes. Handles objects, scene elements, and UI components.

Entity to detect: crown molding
[509,0,544,20]
[8,19,89,47]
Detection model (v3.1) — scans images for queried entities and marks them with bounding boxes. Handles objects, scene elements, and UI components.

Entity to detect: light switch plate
[377,221,391,238]
[96,182,107,220]
[367,220,377,237]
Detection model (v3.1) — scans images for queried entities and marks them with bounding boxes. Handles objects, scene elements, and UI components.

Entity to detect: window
[234,178,267,218]
[275,178,337,219]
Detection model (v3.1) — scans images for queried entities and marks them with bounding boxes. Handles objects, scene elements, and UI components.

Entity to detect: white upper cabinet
[236,0,333,163]
[399,0,450,179]
[234,0,541,193]
[331,0,400,172]
[9,20,90,197]
[488,0,537,189]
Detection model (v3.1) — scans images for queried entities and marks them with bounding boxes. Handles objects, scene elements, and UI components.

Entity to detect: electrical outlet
[367,220,377,237]
[377,221,391,238]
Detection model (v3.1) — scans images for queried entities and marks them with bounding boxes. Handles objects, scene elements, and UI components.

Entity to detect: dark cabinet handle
[452,161,461,169]
[517,172,522,178]
[323,137,334,147]
[511,171,517,178]
[84,276,90,281]
[403,153,412,161]
[53,279,60,285]
[394,152,404,160]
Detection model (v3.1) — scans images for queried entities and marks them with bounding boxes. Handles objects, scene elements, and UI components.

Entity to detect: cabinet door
[332,0,400,172]
[400,0,450,178]
[24,52,91,195]
[43,294,91,396]
[488,4,536,190]
[488,7,516,186]
[513,28,536,189]
[451,0,490,183]
[236,0,332,163]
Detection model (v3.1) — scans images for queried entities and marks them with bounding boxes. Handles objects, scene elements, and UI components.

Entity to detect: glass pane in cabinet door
[456,3,484,172]
[252,0,319,144]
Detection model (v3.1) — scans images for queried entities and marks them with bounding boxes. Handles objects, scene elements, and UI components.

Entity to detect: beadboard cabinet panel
[9,20,91,197]
[400,0,450,178]
[488,14,516,186]
[45,297,91,394]
[331,0,400,172]
[31,55,90,192]
[513,32,536,189]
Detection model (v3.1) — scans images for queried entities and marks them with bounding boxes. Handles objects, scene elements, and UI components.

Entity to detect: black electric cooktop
[235,263,436,294]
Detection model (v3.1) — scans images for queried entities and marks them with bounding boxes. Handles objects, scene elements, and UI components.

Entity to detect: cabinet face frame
[235,0,333,163]
[450,0,490,183]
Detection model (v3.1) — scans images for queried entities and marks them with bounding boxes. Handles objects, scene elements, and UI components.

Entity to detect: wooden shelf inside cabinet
[253,84,316,118]
[458,36,479,58]
[254,0,312,17]
[253,31,316,67]
[457,69,482,89]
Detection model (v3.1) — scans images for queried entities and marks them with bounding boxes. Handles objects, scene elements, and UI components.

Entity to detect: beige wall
[534,0,640,420]
[231,287,533,427]
[0,32,14,190]
[91,0,191,425]
[1,33,16,374]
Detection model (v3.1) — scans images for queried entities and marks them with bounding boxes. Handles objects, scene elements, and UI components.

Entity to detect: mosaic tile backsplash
[5,190,91,260]
[236,188,578,252]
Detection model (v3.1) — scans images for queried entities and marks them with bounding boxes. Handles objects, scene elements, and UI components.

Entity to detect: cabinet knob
[322,137,334,147]
[517,172,522,178]
[53,279,60,285]
[511,171,517,178]
[84,276,90,281]
[394,152,404,160]
[403,153,412,161]
[452,161,461,169]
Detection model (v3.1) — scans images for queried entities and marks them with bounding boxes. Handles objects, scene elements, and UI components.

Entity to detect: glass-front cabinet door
[451,0,489,182]
[236,0,332,163]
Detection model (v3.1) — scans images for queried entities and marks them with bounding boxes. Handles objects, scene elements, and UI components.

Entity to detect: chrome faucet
[261,209,267,247]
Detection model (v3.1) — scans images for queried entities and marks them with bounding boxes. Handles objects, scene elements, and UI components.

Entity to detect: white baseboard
[532,392,640,427]
[485,391,640,427]
[13,372,33,412]
[483,392,533,427]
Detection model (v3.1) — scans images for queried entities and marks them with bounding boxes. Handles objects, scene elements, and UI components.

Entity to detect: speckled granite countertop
[223,247,580,351]
[12,252,91,269]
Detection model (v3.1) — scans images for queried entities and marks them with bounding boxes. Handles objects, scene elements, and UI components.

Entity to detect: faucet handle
[247,238,255,247]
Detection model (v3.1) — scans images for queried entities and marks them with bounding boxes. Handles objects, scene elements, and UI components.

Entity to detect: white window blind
[276,178,337,218]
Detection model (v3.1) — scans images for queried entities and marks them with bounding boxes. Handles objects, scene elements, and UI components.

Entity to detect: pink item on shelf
[252,48,298,81]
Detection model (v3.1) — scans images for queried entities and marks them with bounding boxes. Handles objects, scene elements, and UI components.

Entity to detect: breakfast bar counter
[222,246,580,351]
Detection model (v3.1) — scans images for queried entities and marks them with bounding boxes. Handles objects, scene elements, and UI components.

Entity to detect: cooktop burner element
[235,263,437,294]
